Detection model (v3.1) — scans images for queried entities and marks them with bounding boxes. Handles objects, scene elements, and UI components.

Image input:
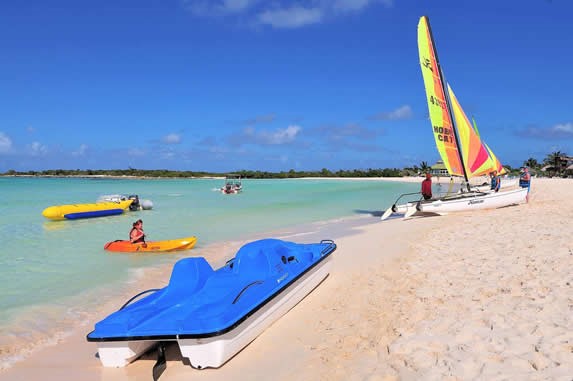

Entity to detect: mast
[424,16,471,190]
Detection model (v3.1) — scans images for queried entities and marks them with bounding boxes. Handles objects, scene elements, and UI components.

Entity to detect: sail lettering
[422,58,433,72]
[430,95,446,109]
[433,125,454,143]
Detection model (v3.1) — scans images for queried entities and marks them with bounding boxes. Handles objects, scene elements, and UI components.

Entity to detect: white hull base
[382,187,527,220]
[96,340,156,368]
[179,255,332,369]
[93,256,332,369]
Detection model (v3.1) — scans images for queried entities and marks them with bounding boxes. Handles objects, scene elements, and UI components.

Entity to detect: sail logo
[422,58,433,72]
[433,126,455,143]
[430,95,446,109]
[468,199,484,205]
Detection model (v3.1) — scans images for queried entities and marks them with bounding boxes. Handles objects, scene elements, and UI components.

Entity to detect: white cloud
[333,0,372,11]
[553,122,573,135]
[160,151,176,159]
[314,123,377,139]
[258,7,323,29]
[244,125,302,144]
[370,105,413,121]
[0,133,12,153]
[185,0,258,15]
[183,0,388,28]
[72,144,88,157]
[28,141,48,156]
[244,113,276,126]
[519,122,573,139]
[162,133,182,144]
[221,0,258,12]
[128,148,146,156]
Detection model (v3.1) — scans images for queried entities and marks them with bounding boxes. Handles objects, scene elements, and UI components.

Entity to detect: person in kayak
[130,219,146,244]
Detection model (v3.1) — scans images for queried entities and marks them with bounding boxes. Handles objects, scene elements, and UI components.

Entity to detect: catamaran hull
[93,257,331,369]
[383,187,527,220]
[418,187,527,215]
[178,255,332,369]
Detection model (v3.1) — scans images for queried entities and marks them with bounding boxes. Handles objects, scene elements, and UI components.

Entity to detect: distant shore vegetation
[1,167,403,179]
[2,151,569,179]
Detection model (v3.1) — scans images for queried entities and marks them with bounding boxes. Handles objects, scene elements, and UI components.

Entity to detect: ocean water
[0,176,417,368]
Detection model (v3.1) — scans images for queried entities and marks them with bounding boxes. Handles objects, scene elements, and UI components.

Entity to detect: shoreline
[1,178,571,380]
[0,213,380,373]
[2,174,495,185]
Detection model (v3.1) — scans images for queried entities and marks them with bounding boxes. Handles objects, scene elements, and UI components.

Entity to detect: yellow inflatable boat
[42,200,134,220]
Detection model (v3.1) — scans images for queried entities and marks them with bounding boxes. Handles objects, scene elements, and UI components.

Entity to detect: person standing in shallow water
[421,172,432,200]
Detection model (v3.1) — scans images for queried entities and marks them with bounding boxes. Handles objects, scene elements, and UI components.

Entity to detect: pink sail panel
[447,85,495,178]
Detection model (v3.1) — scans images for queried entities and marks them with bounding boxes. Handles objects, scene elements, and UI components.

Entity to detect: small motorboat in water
[104,236,197,253]
[87,238,336,378]
[220,174,242,194]
[97,194,153,211]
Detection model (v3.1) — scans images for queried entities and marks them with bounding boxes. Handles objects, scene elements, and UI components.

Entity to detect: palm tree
[419,161,430,173]
[523,157,538,169]
[544,151,565,174]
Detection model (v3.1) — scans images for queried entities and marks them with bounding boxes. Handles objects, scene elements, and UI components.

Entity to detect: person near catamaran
[519,167,531,202]
[421,172,432,200]
[490,170,501,192]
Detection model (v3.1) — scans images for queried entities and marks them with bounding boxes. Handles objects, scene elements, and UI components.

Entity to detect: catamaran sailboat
[381,16,527,221]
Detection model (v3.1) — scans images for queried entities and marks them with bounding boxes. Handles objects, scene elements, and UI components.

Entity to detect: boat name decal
[468,199,484,205]
[276,273,289,283]
[433,125,455,143]
[429,95,446,109]
[422,58,433,72]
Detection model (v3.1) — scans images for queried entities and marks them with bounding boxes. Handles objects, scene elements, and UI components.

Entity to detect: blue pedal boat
[87,238,336,373]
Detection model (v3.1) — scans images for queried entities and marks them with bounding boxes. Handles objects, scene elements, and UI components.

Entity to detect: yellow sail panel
[485,143,506,175]
[417,16,464,177]
[447,84,493,178]
[473,116,507,175]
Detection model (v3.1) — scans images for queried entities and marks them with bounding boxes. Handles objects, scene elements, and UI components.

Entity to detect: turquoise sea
[0,176,417,368]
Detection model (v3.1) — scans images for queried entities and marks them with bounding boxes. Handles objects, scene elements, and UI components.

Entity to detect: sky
[1,0,572,172]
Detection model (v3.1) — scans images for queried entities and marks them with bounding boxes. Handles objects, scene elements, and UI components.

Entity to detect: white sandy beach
[1,178,571,381]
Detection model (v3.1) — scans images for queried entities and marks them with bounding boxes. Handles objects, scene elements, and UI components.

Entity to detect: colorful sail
[473,116,506,175]
[471,116,481,138]
[447,84,494,178]
[417,16,464,177]
[485,143,506,175]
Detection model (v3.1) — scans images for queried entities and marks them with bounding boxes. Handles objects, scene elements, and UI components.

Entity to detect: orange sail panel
[447,85,493,178]
[417,16,464,177]
[485,143,506,175]
[474,116,506,175]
